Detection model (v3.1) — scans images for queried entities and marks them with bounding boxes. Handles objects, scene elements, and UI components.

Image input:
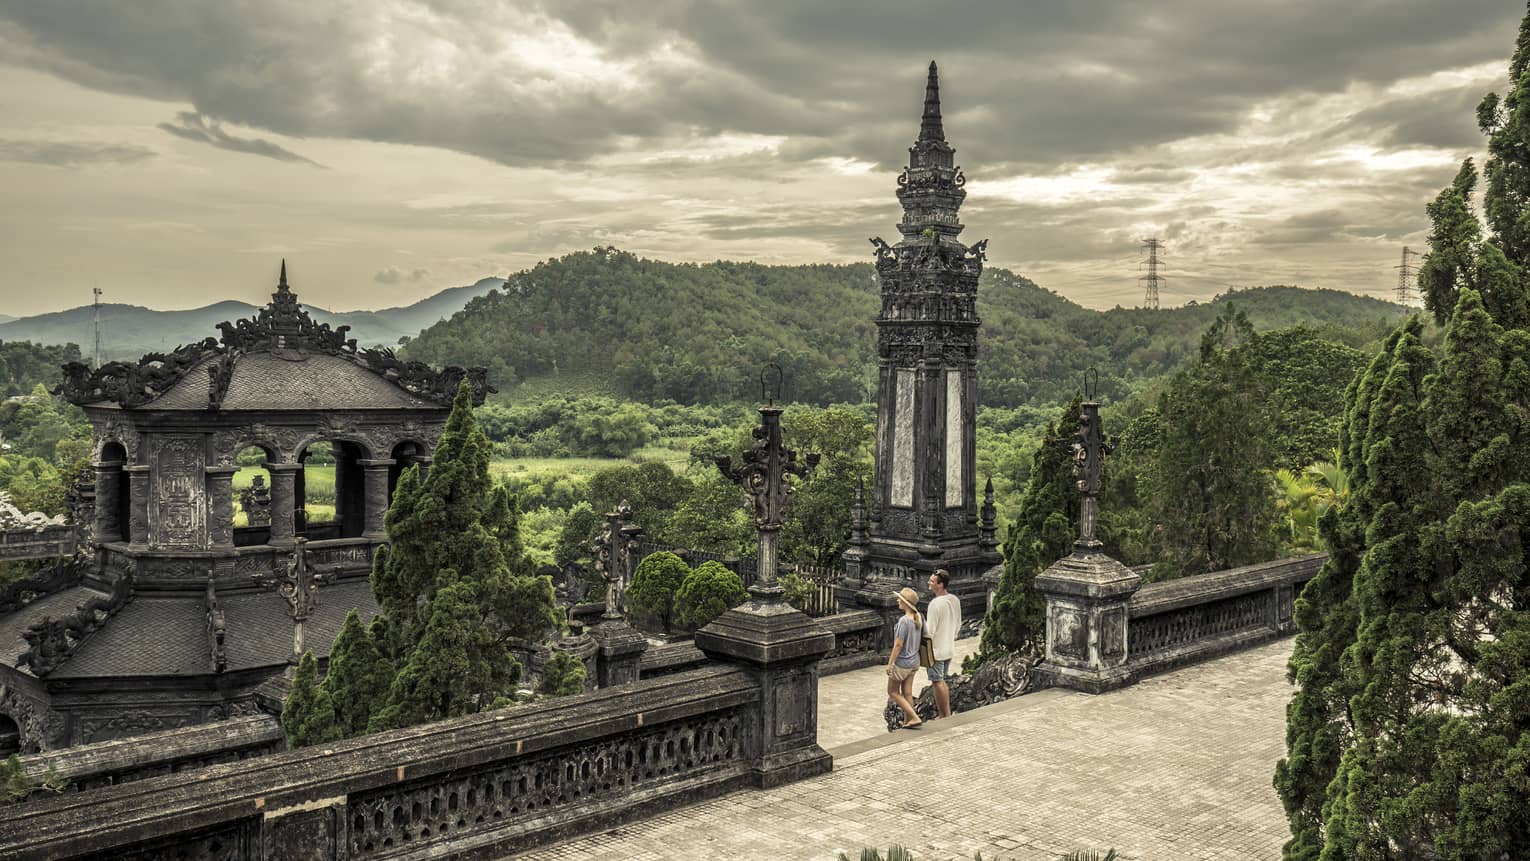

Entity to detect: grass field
[488,446,691,483]
[232,464,337,526]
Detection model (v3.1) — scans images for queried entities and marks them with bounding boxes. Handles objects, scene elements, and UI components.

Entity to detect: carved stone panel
[1101,608,1126,659]
[151,436,207,549]
[1051,605,1088,662]
[891,368,915,508]
[944,368,962,507]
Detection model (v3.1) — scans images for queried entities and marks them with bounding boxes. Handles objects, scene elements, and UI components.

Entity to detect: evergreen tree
[627,551,689,631]
[1151,305,1278,579]
[1280,13,1530,854]
[365,381,559,731]
[674,561,748,630]
[281,651,340,748]
[321,609,392,738]
[972,397,1081,667]
[538,650,588,697]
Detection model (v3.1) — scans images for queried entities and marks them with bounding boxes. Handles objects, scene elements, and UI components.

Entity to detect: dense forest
[402,248,1402,410]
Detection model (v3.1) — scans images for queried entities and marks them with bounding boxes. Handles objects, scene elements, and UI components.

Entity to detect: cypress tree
[321,609,392,738]
[973,396,1081,666]
[364,381,559,731]
[281,651,340,748]
[1279,10,1530,853]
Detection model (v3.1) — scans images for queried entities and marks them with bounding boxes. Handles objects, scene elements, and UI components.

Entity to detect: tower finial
[920,60,944,143]
[278,259,288,289]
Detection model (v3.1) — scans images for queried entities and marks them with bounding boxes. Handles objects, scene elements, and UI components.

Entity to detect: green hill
[0,277,508,360]
[402,248,1405,409]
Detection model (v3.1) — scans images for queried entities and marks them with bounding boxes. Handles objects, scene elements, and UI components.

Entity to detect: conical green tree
[1280,11,1530,853]
[321,609,393,738]
[365,381,559,731]
[281,651,340,748]
[973,396,1081,667]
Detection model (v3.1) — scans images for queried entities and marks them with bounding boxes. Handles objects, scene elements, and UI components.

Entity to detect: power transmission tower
[1139,238,1164,310]
[92,286,103,368]
[1394,246,1421,306]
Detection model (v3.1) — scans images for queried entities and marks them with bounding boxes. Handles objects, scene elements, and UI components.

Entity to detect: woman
[885,586,925,730]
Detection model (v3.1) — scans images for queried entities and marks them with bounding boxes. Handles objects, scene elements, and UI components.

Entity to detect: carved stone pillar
[266,463,300,547]
[93,460,124,544]
[125,465,150,547]
[1034,552,1141,694]
[357,459,394,540]
[205,466,238,550]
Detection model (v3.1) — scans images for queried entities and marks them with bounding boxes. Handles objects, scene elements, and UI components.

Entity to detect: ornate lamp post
[1070,368,1115,554]
[714,365,818,599]
[254,536,328,663]
[589,500,642,621]
[1034,368,1141,693]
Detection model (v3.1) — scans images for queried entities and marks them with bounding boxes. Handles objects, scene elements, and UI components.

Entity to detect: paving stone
[521,638,1295,861]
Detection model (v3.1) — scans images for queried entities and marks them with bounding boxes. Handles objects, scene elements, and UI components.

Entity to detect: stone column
[92,460,124,544]
[1034,551,1141,694]
[266,463,300,548]
[357,459,394,540]
[590,618,647,688]
[204,466,238,550]
[696,602,835,788]
[125,465,151,547]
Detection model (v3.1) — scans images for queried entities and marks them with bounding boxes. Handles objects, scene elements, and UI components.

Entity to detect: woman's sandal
[901,722,924,730]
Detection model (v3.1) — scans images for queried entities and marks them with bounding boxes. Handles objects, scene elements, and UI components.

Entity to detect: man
[924,568,961,719]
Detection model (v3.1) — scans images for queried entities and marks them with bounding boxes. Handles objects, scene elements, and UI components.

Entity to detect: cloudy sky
[0,1,1522,317]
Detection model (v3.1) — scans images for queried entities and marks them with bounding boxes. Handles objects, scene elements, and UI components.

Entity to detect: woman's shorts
[888,665,917,682]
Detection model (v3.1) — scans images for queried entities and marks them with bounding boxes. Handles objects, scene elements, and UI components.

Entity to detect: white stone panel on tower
[945,370,963,507]
[892,368,915,507]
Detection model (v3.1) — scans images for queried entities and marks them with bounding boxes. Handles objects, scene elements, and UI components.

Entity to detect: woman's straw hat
[895,587,920,611]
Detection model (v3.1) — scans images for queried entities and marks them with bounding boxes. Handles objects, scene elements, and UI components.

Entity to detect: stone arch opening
[97,441,129,543]
[298,440,366,540]
[389,441,427,500]
[0,714,20,758]
[233,444,275,547]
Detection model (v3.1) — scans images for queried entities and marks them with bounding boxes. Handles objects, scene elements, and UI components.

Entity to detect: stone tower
[844,61,1000,612]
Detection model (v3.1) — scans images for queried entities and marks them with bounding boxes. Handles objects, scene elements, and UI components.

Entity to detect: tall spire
[278,258,288,290]
[920,60,944,143]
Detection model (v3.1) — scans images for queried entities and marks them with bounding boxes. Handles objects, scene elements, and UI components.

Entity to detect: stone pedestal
[266,463,300,547]
[357,459,394,540]
[695,594,834,788]
[205,466,238,550]
[125,465,150,548]
[1034,550,1141,694]
[588,618,647,689]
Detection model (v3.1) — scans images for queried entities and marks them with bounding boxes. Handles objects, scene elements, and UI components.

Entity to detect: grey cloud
[374,266,431,284]
[157,112,324,167]
[0,138,155,166]
[0,0,1519,172]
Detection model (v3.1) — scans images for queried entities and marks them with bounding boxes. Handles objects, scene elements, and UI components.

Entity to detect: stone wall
[0,665,780,860]
[17,714,283,795]
[0,525,73,562]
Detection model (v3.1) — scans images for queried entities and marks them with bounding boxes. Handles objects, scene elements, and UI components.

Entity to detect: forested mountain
[0,277,507,359]
[403,247,1404,409]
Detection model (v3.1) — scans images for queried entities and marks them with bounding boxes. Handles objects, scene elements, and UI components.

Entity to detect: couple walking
[885,569,961,730]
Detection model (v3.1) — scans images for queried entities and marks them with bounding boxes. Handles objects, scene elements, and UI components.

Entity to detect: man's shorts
[927,659,951,683]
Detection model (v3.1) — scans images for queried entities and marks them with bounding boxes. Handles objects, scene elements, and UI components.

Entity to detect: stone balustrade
[0,525,74,562]
[1126,553,1325,679]
[18,714,284,795]
[0,664,791,860]
[1035,552,1327,693]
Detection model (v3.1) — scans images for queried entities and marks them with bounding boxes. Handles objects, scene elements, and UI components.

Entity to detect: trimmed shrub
[674,560,748,630]
[626,551,689,630]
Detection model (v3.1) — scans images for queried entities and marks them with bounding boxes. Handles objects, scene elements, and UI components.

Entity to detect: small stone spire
[920,60,945,143]
[278,258,288,289]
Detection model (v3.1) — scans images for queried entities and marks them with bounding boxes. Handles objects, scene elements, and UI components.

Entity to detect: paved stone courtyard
[521,638,1295,860]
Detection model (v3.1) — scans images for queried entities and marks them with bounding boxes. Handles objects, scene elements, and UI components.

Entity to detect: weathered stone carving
[0,682,65,752]
[885,646,1045,730]
[0,491,66,530]
[18,572,134,677]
